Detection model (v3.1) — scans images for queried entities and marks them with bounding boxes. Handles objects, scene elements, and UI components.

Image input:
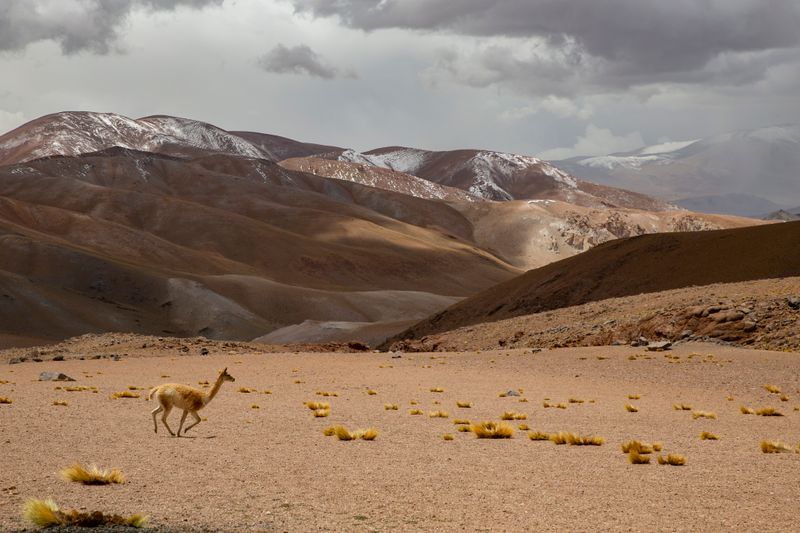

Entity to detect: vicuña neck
[205,374,225,404]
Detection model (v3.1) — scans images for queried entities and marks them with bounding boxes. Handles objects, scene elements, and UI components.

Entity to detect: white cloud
[537,124,644,160]
[500,95,593,121]
[0,110,25,135]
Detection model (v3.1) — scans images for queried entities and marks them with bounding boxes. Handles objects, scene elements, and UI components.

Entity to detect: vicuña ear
[222,367,227,373]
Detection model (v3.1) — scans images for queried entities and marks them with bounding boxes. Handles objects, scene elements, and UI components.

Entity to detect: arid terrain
[1,338,799,532]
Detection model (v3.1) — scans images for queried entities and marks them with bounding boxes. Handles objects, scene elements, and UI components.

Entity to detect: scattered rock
[347,341,369,351]
[646,341,672,352]
[505,390,521,397]
[199,348,209,356]
[787,297,800,310]
[38,371,76,382]
[8,357,26,365]
[680,329,693,339]
[52,355,64,361]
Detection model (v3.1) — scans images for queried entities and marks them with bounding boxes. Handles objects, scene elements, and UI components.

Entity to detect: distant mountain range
[555,124,800,216]
[0,111,765,347]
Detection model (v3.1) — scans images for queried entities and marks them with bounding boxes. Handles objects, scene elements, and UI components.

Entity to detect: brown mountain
[385,221,799,345]
[0,148,518,347]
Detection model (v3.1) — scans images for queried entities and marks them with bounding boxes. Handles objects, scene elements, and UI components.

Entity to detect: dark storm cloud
[0,0,221,54]
[292,0,800,89]
[257,44,354,79]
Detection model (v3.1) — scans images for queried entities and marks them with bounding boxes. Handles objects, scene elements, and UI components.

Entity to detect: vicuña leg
[183,411,202,434]
[160,404,175,436]
[177,409,189,437]
[151,404,164,433]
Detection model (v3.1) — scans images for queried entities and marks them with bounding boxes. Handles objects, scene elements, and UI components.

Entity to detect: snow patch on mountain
[338,148,429,174]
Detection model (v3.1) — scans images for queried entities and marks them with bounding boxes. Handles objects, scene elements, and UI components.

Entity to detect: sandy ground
[1,342,799,532]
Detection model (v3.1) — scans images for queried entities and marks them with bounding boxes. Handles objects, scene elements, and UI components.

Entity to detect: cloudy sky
[1,0,798,158]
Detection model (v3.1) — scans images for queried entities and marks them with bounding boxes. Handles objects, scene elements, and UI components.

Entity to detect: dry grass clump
[23,498,147,528]
[673,403,692,411]
[556,403,568,409]
[628,450,651,464]
[627,394,641,400]
[700,431,719,440]
[323,426,336,436]
[237,387,254,393]
[61,464,125,485]
[542,401,552,408]
[760,440,792,453]
[625,404,639,413]
[430,387,444,393]
[764,384,782,394]
[313,409,330,417]
[621,440,658,454]
[0,396,12,404]
[316,391,338,397]
[251,404,260,409]
[262,390,272,395]
[550,432,604,446]
[500,411,528,420]
[457,426,472,432]
[442,434,454,441]
[528,431,550,441]
[64,386,92,392]
[456,401,472,408]
[453,419,471,425]
[657,454,686,466]
[429,411,449,418]
[518,423,529,431]
[110,391,140,399]
[779,395,789,402]
[471,421,514,439]
[568,398,585,404]
[498,392,507,398]
[409,409,423,415]
[367,389,377,395]
[756,407,784,416]
[127,385,145,391]
[384,403,399,410]
[740,406,755,414]
[53,400,68,406]
[692,411,717,419]
[519,398,529,403]
[332,426,379,441]
[305,401,330,410]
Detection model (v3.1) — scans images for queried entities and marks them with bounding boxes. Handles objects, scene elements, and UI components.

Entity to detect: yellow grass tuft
[625,404,639,413]
[316,391,338,397]
[367,389,377,395]
[0,396,13,404]
[442,434,454,441]
[653,442,663,452]
[542,401,552,408]
[305,401,330,410]
[761,440,792,453]
[726,395,734,401]
[567,434,605,446]
[127,386,145,391]
[556,403,568,409]
[471,421,514,439]
[23,498,146,528]
[251,404,260,409]
[64,386,91,392]
[456,401,472,408]
[518,423,529,431]
[430,387,444,393]
[110,391,140,399]
[740,406,755,414]
[628,450,651,464]
[780,395,789,402]
[409,400,418,405]
[692,411,716,419]
[237,387,254,393]
[313,409,330,418]
[627,394,641,400]
[457,426,471,432]
[700,431,719,440]
[453,419,471,425]
[384,403,399,410]
[498,392,507,397]
[672,403,692,411]
[356,428,379,441]
[756,407,783,416]
[657,454,686,466]
[429,410,449,418]
[568,398,585,404]
[262,390,272,394]
[61,464,125,485]
[518,398,529,403]
[621,440,654,454]
[53,400,68,406]
[409,409,423,415]
[500,411,528,420]
[528,431,550,441]
[764,384,781,394]
[323,426,336,436]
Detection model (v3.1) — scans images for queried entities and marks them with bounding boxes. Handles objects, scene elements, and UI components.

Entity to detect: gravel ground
[1,342,799,531]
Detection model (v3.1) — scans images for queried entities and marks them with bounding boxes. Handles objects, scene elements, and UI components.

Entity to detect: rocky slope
[384,221,799,345]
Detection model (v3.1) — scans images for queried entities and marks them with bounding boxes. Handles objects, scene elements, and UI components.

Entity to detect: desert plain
[1,339,799,532]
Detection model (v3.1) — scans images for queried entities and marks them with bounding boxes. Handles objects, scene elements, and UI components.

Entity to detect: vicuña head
[149,368,235,437]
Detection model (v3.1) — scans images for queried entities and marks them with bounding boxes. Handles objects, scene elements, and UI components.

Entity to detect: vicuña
[149,368,235,437]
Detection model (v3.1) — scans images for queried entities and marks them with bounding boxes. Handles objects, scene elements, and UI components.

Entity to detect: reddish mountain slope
[385,221,799,344]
